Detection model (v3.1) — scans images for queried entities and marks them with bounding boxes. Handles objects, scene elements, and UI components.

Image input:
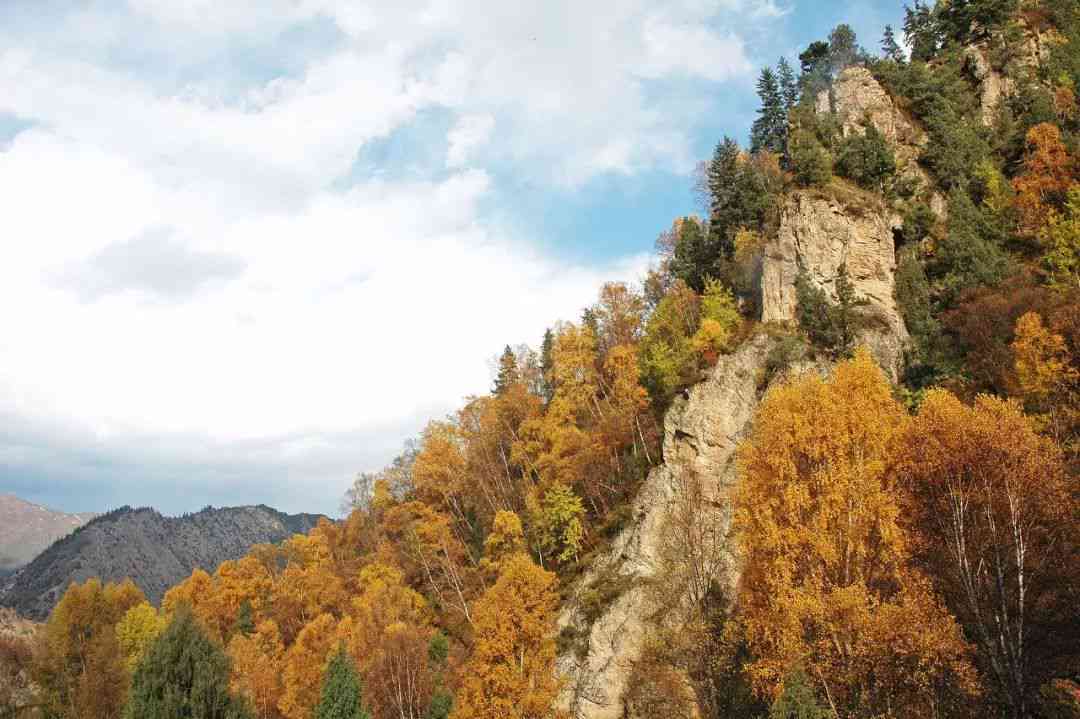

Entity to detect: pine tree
[751,67,785,155]
[539,328,555,402]
[705,136,742,266]
[492,345,519,395]
[777,57,798,118]
[827,24,860,75]
[881,24,903,62]
[904,1,938,62]
[314,647,370,719]
[125,607,252,719]
[229,600,255,639]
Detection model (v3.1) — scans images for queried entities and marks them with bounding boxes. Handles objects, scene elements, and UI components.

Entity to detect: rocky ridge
[0,504,324,620]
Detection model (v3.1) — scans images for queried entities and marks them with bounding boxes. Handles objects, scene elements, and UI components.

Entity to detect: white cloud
[446,114,495,168]
[0,0,776,513]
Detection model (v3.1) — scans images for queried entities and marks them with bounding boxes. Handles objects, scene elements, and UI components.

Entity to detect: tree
[691,278,741,362]
[827,24,861,76]
[1041,185,1080,290]
[896,391,1076,719]
[834,125,896,192]
[279,614,338,719]
[116,602,167,673]
[493,346,519,395]
[777,57,799,119]
[639,280,700,403]
[904,1,939,62]
[450,554,559,719]
[752,67,786,156]
[227,620,285,719]
[1012,123,1076,239]
[314,647,370,719]
[125,607,252,719]
[540,328,555,402]
[794,264,867,355]
[881,24,903,62]
[789,130,832,187]
[34,578,144,719]
[770,670,830,719]
[735,352,980,716]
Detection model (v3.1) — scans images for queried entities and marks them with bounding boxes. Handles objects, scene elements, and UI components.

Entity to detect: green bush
[834,126,897,191]
[790,130,833,187]
[794,263,868,355]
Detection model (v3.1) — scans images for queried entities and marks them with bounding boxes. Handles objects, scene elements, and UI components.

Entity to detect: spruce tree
[492,345,519,395]
[314,647,369,719]
[777,57,798,118]
[706,137,742,263]
[904,1,939,62]
[539,328,555,402]
[751,67,785,156]
[881,24,903,62]
[125,607,251,719]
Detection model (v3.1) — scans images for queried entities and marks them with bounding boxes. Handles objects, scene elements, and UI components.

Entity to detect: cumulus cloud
[0,0,779,515]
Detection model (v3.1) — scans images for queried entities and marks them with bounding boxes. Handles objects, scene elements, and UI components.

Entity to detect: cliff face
[557,154,911,719]
[557,336,780,719]
[0,505,324,620]
[762,189,909,378]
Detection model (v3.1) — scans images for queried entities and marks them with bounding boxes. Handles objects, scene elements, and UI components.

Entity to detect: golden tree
[896,390,1076,719]
[734,351,979,717]
[228,619,286,719]
[450,554,560,719]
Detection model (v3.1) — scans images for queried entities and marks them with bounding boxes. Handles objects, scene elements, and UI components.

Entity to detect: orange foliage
[1012,123,1076,238]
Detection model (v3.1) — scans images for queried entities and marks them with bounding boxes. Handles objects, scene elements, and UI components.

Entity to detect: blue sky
[0,0,905,518]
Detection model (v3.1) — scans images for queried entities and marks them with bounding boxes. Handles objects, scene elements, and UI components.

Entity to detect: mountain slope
[0,495,97,573]
[0,504,324,619]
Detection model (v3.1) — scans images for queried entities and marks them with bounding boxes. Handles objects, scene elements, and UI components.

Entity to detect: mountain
[0,495,97,574]
[0,504,324,620]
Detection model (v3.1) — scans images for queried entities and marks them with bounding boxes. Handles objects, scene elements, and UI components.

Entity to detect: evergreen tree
[539,328,555,402]
[228,600,254,640]
[492,345,519,395]
[827,24,861,75]
[314,647,370,719]
[751,67,786,155]
[881,24,903,62]
[125,607,252,719]
[777,57,798,117]
[769,670,830,719]
[834,125,897,191]
[904,1,939,62]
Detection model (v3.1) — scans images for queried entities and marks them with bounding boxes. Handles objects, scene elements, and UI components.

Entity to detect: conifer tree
[492,345,519,395]
[777,57,798,119]
[314,647,370,719]
[751,67,785,155]
[539,328,555,402]
[125,607,252,719]
[904,1,938,62]
[881,24,903,62]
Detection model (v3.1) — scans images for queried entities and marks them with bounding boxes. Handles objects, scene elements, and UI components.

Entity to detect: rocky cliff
[557,152,911,719]
[0,504,324,620]
[762,188,909,378]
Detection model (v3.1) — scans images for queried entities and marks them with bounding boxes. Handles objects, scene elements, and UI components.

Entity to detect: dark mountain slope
[0,504,324,619]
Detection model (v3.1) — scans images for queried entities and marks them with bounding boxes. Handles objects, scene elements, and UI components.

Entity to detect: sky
[0,0,905,518]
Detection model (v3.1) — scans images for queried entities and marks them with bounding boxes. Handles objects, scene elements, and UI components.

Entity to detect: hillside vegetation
[1,1,1078,719]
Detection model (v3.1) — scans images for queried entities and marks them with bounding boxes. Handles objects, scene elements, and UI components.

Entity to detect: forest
[1,0,1078,718]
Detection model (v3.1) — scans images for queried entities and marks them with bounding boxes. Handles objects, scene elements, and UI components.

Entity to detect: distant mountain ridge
[0,494,97,573]
[0,504,325,620]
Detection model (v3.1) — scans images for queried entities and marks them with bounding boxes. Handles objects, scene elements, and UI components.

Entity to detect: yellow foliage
[228,619,285,719]
[734,351,978,716]
[278,613,338,719]
[451,554,560,719]
[115,602,166,673]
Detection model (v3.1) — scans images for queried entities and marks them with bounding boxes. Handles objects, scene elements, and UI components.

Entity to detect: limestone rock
[761,189,909,378]
[818,66,940,211]
[556,336,775,719]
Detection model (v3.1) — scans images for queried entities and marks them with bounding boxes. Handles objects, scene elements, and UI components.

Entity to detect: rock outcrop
[817,66,944,216]
[761,189,909,378]
[557,190,910,719]
[557,336,779,719]
[962,20,1063,125]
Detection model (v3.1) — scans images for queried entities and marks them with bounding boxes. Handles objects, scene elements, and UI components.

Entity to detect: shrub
[834,125,897,191]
